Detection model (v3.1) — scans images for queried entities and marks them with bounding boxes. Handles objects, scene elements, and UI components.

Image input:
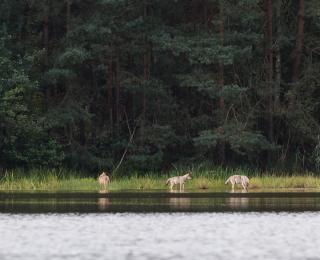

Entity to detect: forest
[1,0,320,175]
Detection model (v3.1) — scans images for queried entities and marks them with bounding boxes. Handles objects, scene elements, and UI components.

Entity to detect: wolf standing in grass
[225,175,250,190]
[166,173,192,190]
[99,172,110,188]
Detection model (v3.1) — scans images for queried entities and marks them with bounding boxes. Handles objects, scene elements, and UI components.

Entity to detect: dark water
[1,189,320,213]
[1,189,320,259]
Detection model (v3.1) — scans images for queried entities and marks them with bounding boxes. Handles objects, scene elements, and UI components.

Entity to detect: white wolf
[225,175,250,190]
[166,173,192,190]
[99,172,110,187]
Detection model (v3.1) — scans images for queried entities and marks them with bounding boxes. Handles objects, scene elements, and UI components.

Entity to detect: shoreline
[1,175,319,191]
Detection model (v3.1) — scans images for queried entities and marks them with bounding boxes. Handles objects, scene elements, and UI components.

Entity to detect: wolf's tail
[165,179,170,186]
[225,177,230,185]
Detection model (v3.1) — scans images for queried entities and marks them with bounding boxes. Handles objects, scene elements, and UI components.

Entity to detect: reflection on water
[169,190,190,210]
[98,190,109,211]
[1,190,320,213]
[228,189,249,210]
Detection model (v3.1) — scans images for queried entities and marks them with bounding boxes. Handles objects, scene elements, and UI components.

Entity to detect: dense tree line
[1,0,320,174]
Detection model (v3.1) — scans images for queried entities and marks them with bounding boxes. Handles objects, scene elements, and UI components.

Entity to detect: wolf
[225,175,250,190]
[166,173,192,190]
[99,172,110,187]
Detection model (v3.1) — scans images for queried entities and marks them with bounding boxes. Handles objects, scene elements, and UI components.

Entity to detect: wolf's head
[244,180,250,189]
[100,172,107,177]
[184,172,192,180]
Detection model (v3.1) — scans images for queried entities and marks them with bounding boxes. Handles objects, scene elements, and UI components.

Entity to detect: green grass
[0,167,320,191]
[249,175,320,189]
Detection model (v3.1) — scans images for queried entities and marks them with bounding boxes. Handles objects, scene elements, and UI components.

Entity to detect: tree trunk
[274,0,281,110]
[284,0,305,160]
[267,0,275,161]
[79,119,86,146]
[185,0,190,24]
[107,60,114,138]
[193,0,199,25]
[125,52,133,130]
[218,4,225,165]
[66,1,70,34]
[292,0,305,82]
[66,1,75,156]
[140,0,147,144]
[116,47,121,127]
[43,10,51,109]
[91,63,98,142]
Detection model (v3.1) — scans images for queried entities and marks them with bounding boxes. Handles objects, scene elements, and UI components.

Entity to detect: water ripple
[0,212,319,260]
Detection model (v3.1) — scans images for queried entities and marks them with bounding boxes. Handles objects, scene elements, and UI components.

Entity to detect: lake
[1,189,320,259]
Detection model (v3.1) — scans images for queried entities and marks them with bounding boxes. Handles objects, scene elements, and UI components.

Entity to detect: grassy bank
[0,167,320,191]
